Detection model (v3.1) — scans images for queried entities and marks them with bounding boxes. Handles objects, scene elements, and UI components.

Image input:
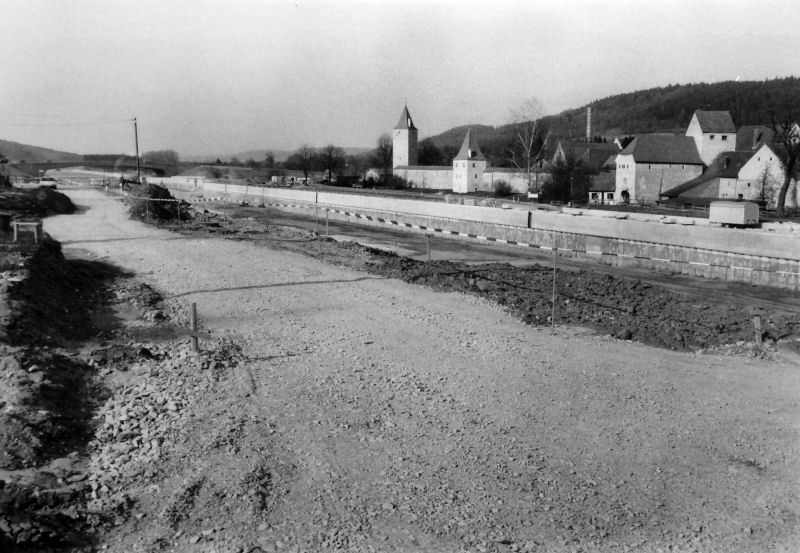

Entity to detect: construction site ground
[2,187,800,553]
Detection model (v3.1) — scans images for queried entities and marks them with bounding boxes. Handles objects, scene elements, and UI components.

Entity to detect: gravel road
[44,189,800,553]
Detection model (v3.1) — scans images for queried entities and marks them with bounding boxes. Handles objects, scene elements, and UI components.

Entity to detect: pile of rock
[85,338,242,516]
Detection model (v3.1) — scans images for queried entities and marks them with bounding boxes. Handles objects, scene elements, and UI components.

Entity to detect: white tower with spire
[452,128,486,193]
[392,104,418,169]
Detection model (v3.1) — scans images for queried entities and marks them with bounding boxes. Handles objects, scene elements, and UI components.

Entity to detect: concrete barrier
[164,182,800,290]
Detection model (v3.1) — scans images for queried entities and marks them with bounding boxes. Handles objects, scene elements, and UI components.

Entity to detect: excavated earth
[178,209,800,356]
[1,188,800,553]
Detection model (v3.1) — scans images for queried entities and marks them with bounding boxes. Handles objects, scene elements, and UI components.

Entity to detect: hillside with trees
[545,76,800,137]
[0,139,82,164]
[420,77,800,167]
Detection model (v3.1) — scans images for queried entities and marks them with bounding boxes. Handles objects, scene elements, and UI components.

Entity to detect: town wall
[394,167,452,190]
[481,170,531,194]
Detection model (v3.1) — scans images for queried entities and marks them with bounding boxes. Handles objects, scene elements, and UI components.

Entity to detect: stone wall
[393,167,452,190]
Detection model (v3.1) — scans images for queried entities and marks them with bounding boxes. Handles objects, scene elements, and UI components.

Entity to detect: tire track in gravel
[43,189,800,553]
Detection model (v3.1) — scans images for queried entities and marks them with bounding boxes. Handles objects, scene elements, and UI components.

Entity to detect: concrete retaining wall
[166,182,800,290]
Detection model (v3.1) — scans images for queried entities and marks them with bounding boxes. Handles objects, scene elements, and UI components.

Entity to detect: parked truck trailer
[709,201,759,227]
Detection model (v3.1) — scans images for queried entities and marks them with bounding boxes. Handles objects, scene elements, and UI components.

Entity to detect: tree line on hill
[419,77,799,159]
[551,76,800,136]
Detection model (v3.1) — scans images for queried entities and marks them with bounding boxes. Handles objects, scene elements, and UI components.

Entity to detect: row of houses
[614,110,796,207]
[390,104,798,209]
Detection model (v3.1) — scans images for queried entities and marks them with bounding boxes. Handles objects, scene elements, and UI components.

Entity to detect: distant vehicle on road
[16,177,58,190]
[36,177,58,189]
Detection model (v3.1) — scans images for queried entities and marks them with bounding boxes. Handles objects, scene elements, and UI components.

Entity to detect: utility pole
[569,173,574,206]
[133,117,141,183]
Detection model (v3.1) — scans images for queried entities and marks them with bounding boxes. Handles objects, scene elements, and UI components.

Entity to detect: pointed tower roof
[394,105,417,131]
[454,128,486,161]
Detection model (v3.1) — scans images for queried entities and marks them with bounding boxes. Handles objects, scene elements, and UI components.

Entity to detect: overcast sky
[1,0,798,157]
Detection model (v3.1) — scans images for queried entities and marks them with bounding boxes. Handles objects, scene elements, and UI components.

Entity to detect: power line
[0,118,131,128]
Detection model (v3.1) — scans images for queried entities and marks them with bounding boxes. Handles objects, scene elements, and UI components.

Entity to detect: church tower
[452,128,486,193]
[392,104,418,169]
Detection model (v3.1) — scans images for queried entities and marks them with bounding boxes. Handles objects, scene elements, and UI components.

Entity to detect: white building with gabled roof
[685,110,737,165]
[392,105,418,169]
[614,134,705,204]
[452,128,487,193]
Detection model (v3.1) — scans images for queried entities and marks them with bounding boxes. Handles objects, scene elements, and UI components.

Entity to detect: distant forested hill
[424,124,514,166]
[544,76,800,137]
[0,138,82,163]
[423,77,800,161]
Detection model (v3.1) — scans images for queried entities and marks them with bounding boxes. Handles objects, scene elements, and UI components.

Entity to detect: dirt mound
[359,254,799,352]
[0,187,75,217]
[23,187,75,215]
[126,182,190,222]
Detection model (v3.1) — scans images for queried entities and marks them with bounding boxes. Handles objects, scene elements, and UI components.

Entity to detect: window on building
[710,135,715,140]
[608,193,614,200]
[472,163,475,167]
[722,135,728,141]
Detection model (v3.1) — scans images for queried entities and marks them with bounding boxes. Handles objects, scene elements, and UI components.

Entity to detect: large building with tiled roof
[614,134,705,203]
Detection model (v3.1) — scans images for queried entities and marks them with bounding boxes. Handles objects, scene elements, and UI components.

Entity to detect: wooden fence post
[191,302,199,352]
[753,315,763,346]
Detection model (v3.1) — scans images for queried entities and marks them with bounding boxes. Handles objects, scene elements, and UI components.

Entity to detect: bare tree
[506,98,551,193]
[346,153,370,181]
[263,150,275,169]
[373,134,393,180]
[771,109,800,218]
[285,144,316,182]
[758,165,777,207]
[320,144,345,181]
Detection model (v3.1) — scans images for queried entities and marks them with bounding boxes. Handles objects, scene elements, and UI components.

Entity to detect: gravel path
[44,189,800,552]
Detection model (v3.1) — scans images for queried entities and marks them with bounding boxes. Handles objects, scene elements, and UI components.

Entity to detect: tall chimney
[586,106,592,141]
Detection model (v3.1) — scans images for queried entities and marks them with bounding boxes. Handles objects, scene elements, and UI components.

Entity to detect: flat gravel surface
[44,189,800,553]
